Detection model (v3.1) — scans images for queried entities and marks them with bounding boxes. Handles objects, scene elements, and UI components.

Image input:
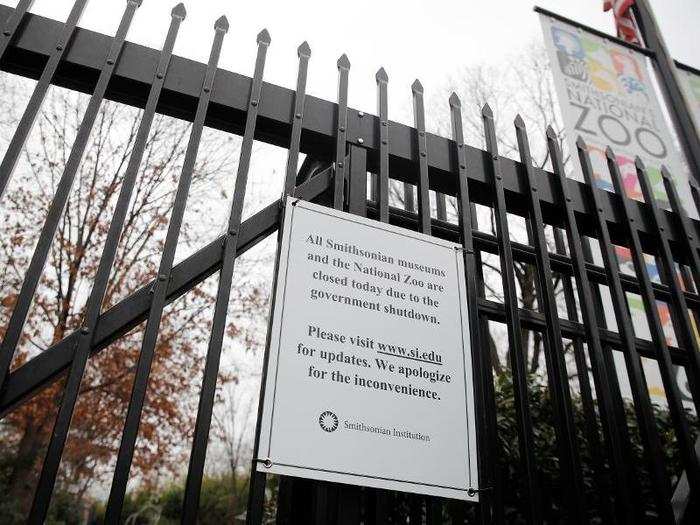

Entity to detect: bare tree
[415,42,574,377]
[0,76,268,518]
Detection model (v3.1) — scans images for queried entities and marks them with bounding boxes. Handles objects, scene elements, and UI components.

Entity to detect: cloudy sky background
[5,0,699,129]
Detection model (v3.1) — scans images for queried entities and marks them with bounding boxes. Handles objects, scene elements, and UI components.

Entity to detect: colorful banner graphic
[601,245,695,409]
[539,14,695,218]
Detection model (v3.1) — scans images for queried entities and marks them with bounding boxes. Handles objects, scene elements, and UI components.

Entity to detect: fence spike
[298,40,311,57]
[215,14,229,31]
[660,164,672,180]
[604,144,616,161]
[257,27,271,44]
[448,91,460,107]
[411,77,431,233]
[171,2,186,18]
[513,113,525,129]
[337,52,351,69]
[333,53,350,209]
[376,66,389,222]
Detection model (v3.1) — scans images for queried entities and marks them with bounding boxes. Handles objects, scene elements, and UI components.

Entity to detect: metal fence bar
[0,0,33,63]
[435,193,447,221]
[376,67,389,223]
[578,230,639,513]
[334,144,368,525]
[576,138,674,521]
[248,38,312,525]
[0,0,90,389]
[482,104,541,525]
[0,0,88,204]
[514,116,586,522]
[333,54,350,209]
[607,151,700,495]
[347,145,367,216]
[283,41,310,197]
[366,77,393,522]
[95,5,186,519]
[449,92,497,525]
[410,78,433,522]
[466,200,501,525]
[183,27,270,522]
[106,13,226,522]
[24,2,142,522]
[403,183,415,212]
[411,79,431,235]
[552,227,617,523]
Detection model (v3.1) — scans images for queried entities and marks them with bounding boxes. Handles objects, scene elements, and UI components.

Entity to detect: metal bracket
[254,457,273,469]
[467,486,493,497]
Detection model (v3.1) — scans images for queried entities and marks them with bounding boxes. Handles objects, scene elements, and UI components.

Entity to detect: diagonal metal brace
[0,168,333,417]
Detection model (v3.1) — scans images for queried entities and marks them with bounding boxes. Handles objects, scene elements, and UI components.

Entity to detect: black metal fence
[0,1,699,523]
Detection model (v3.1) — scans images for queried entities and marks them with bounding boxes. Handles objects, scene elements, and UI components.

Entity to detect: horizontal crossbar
[0,4,697,260]
[2,169,694,417]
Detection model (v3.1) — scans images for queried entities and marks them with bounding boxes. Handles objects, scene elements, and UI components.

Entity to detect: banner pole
[633,0,700,184]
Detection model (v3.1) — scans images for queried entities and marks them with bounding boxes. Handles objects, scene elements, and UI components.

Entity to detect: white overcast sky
[5,0,700,128]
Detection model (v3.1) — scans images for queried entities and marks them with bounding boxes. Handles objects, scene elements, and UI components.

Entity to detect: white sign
[256,199,478,501]
[539,14,695,218]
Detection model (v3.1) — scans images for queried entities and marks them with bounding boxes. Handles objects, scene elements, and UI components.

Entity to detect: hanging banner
[539,14,695,217]
[256,199,479,501]
[678,66,700,136]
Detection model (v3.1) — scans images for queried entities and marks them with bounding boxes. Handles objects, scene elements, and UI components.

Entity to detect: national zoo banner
[539,14,695,218]
[678,67,700,136]
[540,14,698,410]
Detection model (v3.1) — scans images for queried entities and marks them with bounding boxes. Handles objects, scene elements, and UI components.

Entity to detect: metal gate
[0,1,699,523]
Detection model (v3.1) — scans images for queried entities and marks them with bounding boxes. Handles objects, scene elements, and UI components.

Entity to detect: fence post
[633,0,700,185]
